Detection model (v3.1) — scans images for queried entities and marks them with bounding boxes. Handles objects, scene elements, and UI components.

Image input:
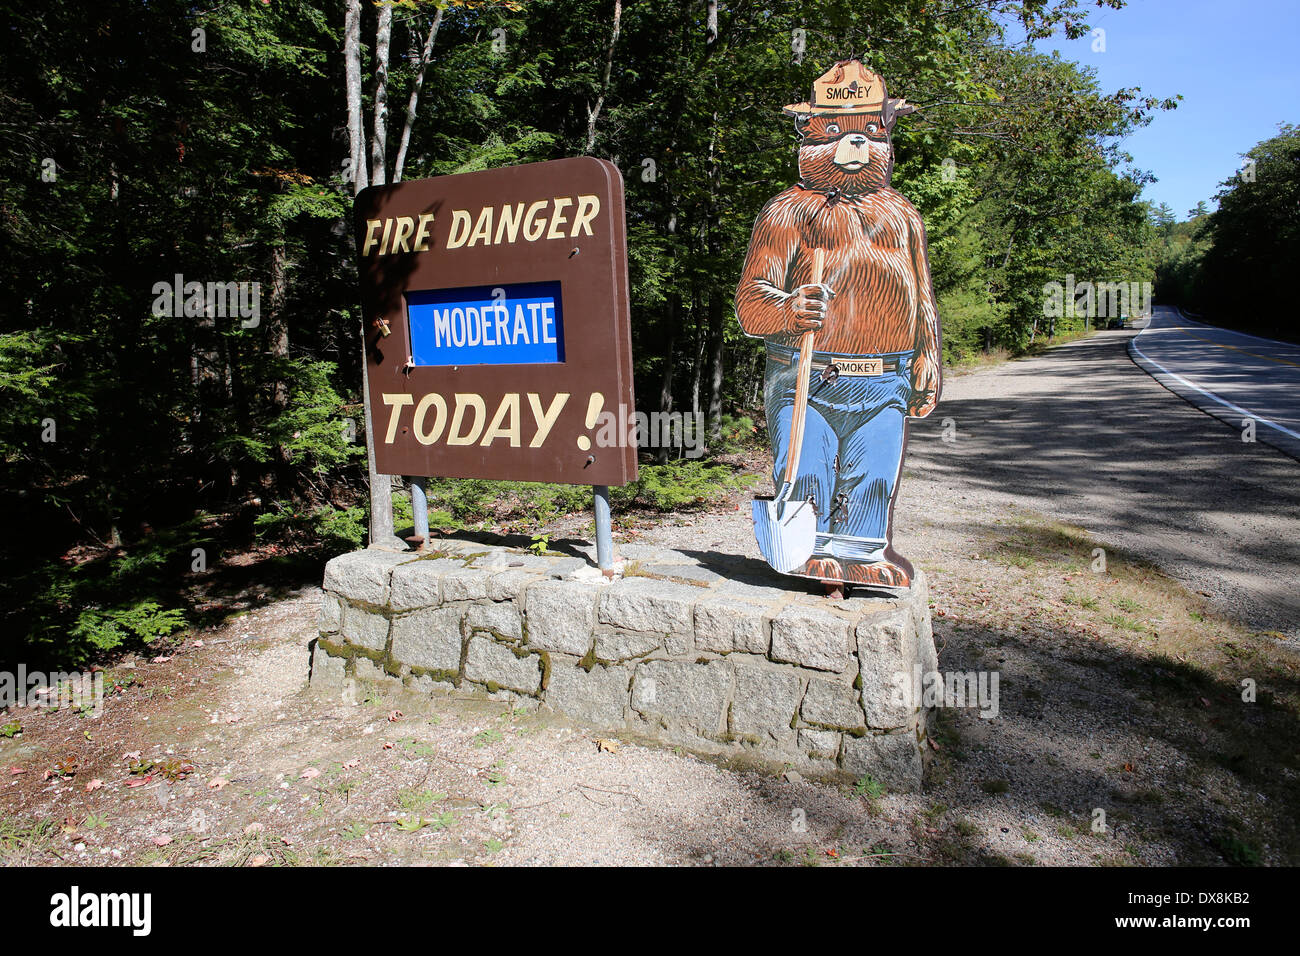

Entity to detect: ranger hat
[784,59,916,125]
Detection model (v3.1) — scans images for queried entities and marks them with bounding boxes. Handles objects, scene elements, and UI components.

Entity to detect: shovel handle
[782,247,824,488]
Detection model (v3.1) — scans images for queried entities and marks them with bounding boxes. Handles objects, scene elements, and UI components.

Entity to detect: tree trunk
[704,103,725,446]
[344,0,368,191]
[584,0,623,154]
[344,0,391,545]
[269,242,288,410]
[369,0,393,187]
[706,293,725,445]
[393,9,443,184]
[656,299,677,465]
[690,295,704,415]
[269,240,291,491]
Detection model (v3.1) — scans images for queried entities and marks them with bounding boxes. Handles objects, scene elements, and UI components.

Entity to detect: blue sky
[1027,0,1299,220]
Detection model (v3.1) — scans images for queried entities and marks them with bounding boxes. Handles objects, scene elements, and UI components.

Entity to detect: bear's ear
[794,115,811,138]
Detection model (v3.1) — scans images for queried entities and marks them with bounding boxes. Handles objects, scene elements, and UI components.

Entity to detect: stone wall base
[310,539,937,791]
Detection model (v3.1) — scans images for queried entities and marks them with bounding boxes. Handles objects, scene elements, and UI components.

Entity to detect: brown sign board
[353,157,636,486]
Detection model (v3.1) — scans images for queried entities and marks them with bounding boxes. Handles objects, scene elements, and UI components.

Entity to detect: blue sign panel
[407,281,564,367]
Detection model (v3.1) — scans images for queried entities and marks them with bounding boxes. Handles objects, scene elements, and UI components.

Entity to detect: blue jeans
[764,346,911,562]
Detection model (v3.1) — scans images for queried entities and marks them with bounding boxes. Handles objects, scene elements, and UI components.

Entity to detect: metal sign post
[593,485,613,571]
[409,476,429,549]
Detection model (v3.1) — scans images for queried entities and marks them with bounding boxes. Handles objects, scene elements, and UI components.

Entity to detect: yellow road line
[1170,327,1300,368]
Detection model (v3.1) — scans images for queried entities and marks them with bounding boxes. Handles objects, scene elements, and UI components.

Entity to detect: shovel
[753,247,826,574]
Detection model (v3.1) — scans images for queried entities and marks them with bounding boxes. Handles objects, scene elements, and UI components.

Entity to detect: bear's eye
[825,123,840,135]
[867,123,880,135]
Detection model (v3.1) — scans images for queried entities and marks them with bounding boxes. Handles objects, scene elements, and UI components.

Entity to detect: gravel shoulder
[905,328,1300,643]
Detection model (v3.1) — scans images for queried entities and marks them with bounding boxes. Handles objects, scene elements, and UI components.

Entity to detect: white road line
[1130,320,1300,443]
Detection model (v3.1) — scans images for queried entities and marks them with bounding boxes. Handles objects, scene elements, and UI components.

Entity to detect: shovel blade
[752,497,817,574]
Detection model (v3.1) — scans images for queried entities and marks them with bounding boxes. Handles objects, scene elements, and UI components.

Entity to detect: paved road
[1130,306,1300,460]
[903,328,1300,641]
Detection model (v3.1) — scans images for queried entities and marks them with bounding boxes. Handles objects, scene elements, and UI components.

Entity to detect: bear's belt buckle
[830,357,883,376]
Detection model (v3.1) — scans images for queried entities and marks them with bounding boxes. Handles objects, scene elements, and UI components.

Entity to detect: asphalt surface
[903,328,1300,642]
[1130,306,1300,460]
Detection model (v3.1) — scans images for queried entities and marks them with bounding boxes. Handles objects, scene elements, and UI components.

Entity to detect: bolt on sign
[354,157,636,486]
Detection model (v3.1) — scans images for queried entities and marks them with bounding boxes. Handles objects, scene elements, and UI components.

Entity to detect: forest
[1152,123,1300,335]
[0,0,1219,665]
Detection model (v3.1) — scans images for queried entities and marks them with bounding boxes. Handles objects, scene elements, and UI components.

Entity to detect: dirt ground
[4,333,1298,866]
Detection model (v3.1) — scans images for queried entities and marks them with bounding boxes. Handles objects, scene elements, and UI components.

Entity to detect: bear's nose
[846,133,868,146]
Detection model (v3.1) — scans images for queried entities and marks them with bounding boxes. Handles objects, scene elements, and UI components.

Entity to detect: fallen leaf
[387,710,404,722]
[343,759,360,770]
[595,738,620,754]
[381,742,394,750]
[225,715,241,724]
[243,823,265,835]
[299,768,321,780]
[125,775,153,789]
[208,777,229,790]
[151,655,172,664]
[8,766,26,776]
[84,779,104,792]
[123,751,142,761]
[249,854,269,867]
[153,835,173,847]
[927,737,941,752]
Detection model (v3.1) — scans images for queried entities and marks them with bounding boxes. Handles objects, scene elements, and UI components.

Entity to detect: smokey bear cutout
[737,60,942,590]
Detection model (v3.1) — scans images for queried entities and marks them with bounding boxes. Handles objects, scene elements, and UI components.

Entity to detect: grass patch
[852,775,886,800]
[0,818,58,865]
[1214,833,1262,866]
[396,788,446,812]
[140,831,337,867]
[1103,613,1148,634]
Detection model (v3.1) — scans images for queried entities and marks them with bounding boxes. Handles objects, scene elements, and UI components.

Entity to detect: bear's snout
[832,133,874,169]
